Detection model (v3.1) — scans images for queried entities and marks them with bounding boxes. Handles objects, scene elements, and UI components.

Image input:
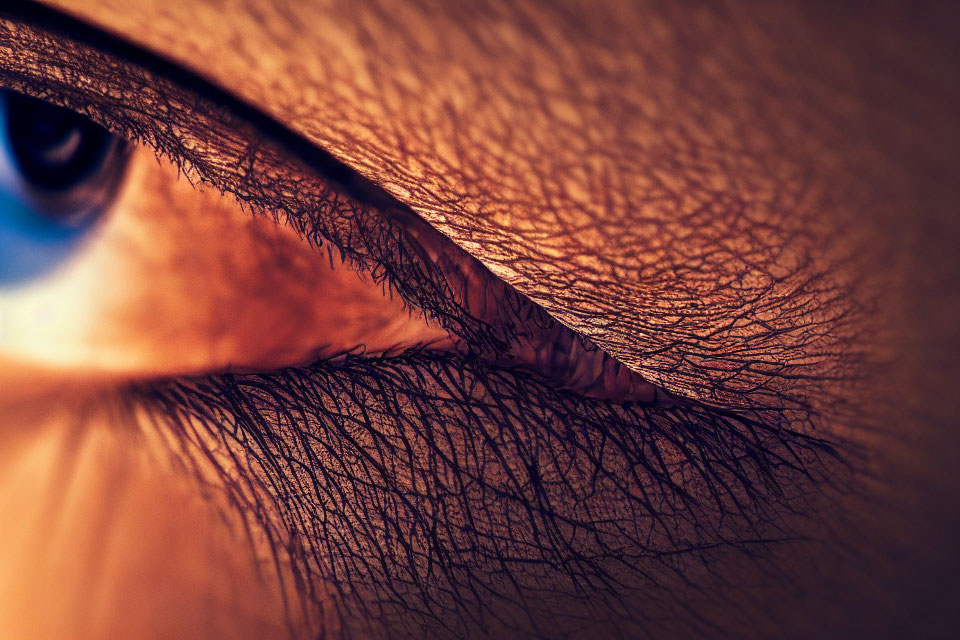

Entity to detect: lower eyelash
[128,349,842,636]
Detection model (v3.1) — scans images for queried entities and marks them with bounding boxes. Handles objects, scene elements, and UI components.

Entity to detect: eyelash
[127,345,844,636]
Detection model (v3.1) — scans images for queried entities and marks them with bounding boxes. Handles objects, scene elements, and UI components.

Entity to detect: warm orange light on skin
[0,2,956,639]
[0,144,452,379]
[0,141,451,638]
[0,130,448,640]
[0,385,309,639]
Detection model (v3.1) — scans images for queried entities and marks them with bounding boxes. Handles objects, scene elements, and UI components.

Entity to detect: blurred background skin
[1,0,959,638]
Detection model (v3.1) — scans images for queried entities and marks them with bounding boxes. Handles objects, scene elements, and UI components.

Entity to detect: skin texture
[1,0,958,638]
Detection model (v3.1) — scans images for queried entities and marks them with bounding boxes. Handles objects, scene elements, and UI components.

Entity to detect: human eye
[0,6,843,640]
[0,85,466,378]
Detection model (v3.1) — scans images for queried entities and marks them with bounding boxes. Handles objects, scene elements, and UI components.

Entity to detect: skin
[1,0,959,638]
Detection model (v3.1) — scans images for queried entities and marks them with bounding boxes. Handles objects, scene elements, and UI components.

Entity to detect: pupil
[4,92,115,193]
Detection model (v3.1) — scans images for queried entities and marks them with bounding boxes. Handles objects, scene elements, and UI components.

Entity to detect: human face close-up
[0,1,958,638]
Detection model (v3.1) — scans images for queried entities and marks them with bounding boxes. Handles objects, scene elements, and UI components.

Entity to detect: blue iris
[0,91,127,287]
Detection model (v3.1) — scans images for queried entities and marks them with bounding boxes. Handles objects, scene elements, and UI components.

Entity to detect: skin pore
[1,1,959,639]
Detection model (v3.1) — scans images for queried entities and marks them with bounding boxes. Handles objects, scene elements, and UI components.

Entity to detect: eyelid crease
[0,7,661,403]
